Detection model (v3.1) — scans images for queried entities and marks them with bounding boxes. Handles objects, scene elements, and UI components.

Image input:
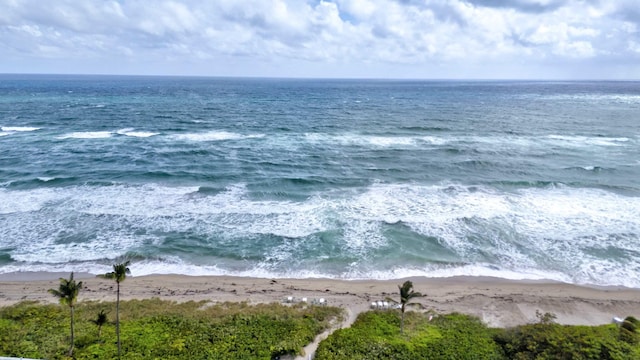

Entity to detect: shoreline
[2,272,640,328]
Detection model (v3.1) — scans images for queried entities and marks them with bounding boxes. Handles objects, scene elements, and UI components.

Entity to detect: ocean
[1,75,639,287]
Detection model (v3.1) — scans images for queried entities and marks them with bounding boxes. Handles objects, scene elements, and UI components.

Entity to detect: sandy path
[295,303,369,360]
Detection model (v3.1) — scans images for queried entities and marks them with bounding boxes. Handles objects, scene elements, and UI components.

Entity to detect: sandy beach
[2,272,640,328]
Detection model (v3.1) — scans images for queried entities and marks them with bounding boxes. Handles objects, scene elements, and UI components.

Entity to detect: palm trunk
[400,304,405,334]
[116,282,121,358]
[69,305,75,357]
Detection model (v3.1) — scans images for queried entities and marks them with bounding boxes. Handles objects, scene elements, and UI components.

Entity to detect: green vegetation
[496,321,640,359]
[48,272,83,357]
[315,311,503,359]
[315,311,640,360]
[3,272,639,360]
[386,280,423,334]
[3,298,639,360]
[620,316,640,344]
[0,299,343,359]
[101,261,131,358]
[90,309,109,338]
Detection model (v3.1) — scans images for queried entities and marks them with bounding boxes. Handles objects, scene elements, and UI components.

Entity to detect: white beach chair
[383,301,389,309]
[377,300,383,309]
[371,302,378,309]
[301,297,308,303]
[318,298,326,306]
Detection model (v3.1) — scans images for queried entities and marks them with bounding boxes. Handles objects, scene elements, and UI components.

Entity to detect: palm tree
[91,309,109,338]
[387,280,423,334]
[49,272,83,357]
[102,261,131,358]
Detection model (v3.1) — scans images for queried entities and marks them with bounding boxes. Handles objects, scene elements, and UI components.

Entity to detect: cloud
[0,0,638,78]
[463,0,566,13]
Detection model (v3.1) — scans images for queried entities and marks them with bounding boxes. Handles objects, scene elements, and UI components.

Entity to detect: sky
[1,0,639,79]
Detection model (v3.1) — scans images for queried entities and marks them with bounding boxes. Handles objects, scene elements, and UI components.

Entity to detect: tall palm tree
[49,272,83,357]
[387,280,423,334]
[102,261,131,358]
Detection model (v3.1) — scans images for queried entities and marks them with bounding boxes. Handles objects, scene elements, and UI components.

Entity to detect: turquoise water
[1,75,639,286]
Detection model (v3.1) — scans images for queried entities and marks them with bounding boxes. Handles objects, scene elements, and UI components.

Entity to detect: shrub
[620,316,639,344]
[0,299,343,359]
[497,322,640,360]
[315,311,504,360]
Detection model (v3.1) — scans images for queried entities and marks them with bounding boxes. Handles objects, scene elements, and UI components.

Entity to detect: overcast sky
[1,0,639,79]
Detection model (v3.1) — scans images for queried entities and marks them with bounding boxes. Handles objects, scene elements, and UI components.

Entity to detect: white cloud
[0,0,638,78]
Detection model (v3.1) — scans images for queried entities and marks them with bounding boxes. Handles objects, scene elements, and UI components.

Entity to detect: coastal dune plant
[315,311,505,359]
[620,316,639,344]
[387,280,423,334]
[101,261,131,358]
[496,321,640,359]
[91,309,109,338]
[1,299,343,358]
[3,299,638,359]
[48,272,83,357]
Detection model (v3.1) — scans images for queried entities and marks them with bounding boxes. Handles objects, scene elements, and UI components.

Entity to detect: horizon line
[1,72,639,82]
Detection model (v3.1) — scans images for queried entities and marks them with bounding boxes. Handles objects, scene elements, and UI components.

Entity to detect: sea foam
[2,182,639,286]
[58,131,113,139]
[116,128,159,138]
[173,131,264,142]
[1,126,40,132]
[2,78,640,288]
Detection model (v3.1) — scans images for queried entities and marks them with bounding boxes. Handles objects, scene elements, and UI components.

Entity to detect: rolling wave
[1,181,639,286]
[2,77,640,287]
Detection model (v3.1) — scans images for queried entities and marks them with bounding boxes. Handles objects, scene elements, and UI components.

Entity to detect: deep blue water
[1,75,639,286]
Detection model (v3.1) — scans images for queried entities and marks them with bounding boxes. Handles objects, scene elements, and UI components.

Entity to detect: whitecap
[309,134,419,148]
[1,126,40,132]
[58,131,113,139]
[173,131,264,142]
[547,134,630,147]
[116,128,159,138]
[0,187,59,214]
[10,234,143,264]
[125,131,159,138]
[2,181,640,287]
[353,264,573,283]
[419,136,450,145]
[366,136,416,147]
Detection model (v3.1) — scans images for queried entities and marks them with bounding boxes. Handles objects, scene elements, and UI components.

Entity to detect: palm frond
[104,260,132,283]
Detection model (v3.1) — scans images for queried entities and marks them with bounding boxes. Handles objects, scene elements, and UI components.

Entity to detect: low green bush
[0,299,343,359]
[4,300,640,360]
[496,322,640,360]
[315,311,504,360]
[316,310,640,360]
